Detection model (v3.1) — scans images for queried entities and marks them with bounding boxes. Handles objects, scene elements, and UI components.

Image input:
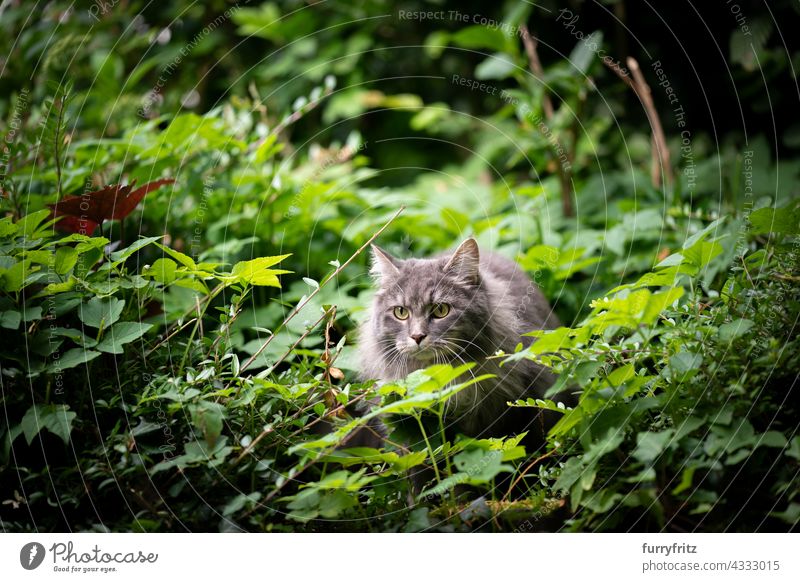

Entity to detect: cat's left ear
[370,244,401,280]
[444,238,480,284]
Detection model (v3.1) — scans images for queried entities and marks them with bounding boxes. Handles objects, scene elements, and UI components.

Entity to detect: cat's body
[358,238,570,444]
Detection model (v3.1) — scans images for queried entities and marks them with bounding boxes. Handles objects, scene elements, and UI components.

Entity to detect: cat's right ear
[370,244,401,280]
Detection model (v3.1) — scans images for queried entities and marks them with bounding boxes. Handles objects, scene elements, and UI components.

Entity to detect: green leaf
[682,240,723,269]
[453,448,509,483]
[21,404,77,445]
[255,133,283,164]
[404,507,431,532]
[667,351,703,381]
[449,25,509,52]
[190,401,226,448]
[110,236,163,264]
[18,210,52,237]
[95,322,153,354]
[230,254,291,286]
[569,31,602,74]
[36,276,77,297]
[756,431,787,449]
[0,217,19,237]
[222,492,261,517]
[527,326,575,354]
[786,437,800,460]
[54,246,79,275]
[641,287,684,323]
[607,364,635,387]
[143,258,178,285]
[633,429,675,463]
[672,465,697,495]
[78,297,125,329]
[475,52,517,80]
[50,348,101,371]
[1,259,32,292]
[718,318,754,342]
[0,310,21,329]
[748,205,800,234]
[154,242,197,270]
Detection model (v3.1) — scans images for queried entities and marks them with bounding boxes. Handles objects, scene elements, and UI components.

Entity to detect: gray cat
[358,238,570,444]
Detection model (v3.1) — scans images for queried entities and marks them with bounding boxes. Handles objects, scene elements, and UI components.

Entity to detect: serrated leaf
[230,254,291,286]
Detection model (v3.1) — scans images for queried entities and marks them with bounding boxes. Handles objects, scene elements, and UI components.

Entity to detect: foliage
[0,0,798,532]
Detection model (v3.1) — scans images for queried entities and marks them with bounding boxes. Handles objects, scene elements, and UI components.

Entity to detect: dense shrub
[1,0,798,532]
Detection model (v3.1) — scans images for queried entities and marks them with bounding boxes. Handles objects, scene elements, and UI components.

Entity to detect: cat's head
[367,238,490,364]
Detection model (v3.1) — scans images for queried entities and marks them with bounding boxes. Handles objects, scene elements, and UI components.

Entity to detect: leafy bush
[1,0,798,532]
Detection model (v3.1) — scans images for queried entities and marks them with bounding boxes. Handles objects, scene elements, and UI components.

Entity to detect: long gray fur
[358,238,567,441]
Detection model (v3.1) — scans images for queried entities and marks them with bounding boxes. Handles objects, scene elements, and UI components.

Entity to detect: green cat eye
[431,303,451,318]
[393,306,409,320]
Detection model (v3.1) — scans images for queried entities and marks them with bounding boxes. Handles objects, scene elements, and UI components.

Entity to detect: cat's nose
[410,333,427,345]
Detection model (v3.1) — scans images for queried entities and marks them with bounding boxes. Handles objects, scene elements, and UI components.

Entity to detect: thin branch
[145,317,197,357]
[520,25,573,217]
[244,305,335,386]
[605,57,673,189]
[628,57,673,190]
[520,25,554,120]
[158,282,222,343]
[53,95,65,199]
[231,426,273,466]
[502,445,561,502]
[238,205,405,374]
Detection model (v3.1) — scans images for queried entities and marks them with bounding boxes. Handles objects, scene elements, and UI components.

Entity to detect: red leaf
[49,178,174,232]
[53,215,100,235]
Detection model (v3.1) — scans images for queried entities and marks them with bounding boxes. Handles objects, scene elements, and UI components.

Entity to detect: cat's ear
[444,238,480,284]
[370,244,401,280]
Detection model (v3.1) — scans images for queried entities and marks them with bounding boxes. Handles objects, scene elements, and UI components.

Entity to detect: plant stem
[179,285,222,372]
[415,414,441,483]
